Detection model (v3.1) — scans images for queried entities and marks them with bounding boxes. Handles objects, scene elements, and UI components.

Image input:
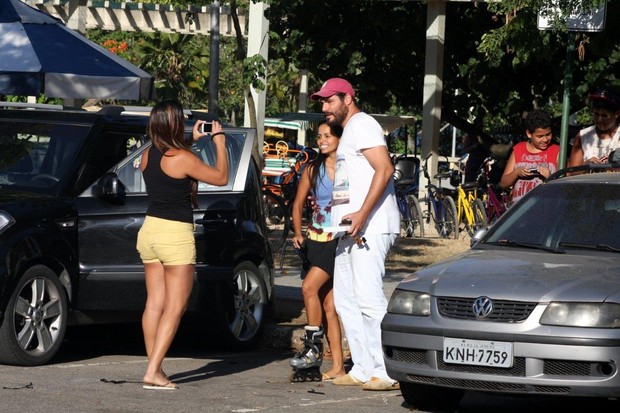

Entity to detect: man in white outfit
[311,78,400,391]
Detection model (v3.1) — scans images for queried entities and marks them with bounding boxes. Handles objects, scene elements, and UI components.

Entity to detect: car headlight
[387,290,430,316]
[0,211,15,236]
[540,302,620,328]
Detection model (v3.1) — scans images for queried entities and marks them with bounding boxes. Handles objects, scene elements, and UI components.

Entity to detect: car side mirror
[471,228,487,247]
[92,172,126,205]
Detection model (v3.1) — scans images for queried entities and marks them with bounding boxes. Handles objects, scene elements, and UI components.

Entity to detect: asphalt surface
[2,240,618,412]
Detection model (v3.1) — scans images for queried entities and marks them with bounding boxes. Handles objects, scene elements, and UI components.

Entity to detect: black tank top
[143,146,194,223]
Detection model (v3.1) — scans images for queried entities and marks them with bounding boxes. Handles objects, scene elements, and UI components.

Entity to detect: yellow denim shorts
[136,216,196,265]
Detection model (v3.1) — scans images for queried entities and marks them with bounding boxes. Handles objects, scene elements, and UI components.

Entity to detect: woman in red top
[500,109,560,205]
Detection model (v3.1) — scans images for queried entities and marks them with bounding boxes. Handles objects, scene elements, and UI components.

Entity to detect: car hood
[0,189,69,220]
[398,248,620,303]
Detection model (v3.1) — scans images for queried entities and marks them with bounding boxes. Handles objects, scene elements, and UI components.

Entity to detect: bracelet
[211,132,225,138]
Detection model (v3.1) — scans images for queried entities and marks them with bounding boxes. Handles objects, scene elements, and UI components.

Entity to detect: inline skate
[289,325,324,382]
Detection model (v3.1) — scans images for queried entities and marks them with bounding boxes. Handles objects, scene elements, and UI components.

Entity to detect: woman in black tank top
[137,100,228,390]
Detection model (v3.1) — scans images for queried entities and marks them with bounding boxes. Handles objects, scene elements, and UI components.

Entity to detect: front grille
[390,348,428,364]
[406,376,571,394]
[544,360,591,376]
[438,351,526,376]
[533,385,571,394]
[438,297,537,322]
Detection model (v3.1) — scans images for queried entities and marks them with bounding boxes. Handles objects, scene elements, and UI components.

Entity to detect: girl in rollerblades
[289,122,346,382]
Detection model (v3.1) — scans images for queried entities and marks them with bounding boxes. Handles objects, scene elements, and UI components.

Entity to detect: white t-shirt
[579,125,620,161]
[331,112,400,234]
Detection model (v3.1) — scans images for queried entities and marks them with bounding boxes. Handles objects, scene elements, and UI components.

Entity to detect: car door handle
[195,218,227,230]
[55,218,76,228]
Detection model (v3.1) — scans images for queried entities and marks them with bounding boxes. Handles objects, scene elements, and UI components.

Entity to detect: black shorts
[301,238,339,279]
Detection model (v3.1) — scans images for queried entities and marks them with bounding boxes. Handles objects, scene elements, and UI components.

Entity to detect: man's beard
[326,105,348,127]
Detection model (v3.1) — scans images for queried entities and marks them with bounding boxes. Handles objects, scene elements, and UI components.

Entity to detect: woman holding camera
[136,100,228,390]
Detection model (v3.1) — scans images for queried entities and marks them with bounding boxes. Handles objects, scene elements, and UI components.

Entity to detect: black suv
[0,103,274,366]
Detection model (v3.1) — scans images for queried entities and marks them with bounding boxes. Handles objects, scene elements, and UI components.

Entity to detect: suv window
[114,131,247,194]
[0,121,91,195]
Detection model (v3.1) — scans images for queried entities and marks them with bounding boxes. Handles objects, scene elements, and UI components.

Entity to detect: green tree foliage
[264,0,619,138]
[265,0,427,116]
[134,32,210,106]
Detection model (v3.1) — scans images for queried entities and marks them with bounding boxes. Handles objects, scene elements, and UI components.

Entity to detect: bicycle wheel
[467,198,488,237]
[442,196,459,239]
[396,192,414,238]
[430,196,445,237]
[262,190,289,250]
[406,194,425,238]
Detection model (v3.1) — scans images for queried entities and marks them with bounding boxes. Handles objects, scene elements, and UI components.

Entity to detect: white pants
[333,233,398,383]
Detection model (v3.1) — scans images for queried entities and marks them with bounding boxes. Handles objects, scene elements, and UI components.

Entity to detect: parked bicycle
[262,147,315,249]
[477,156,508,225]
[449,166,488,237]
[392,154,424,238]
[419,153,458,239]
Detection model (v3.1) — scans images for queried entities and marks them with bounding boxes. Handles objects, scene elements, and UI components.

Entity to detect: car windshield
[484,183,620,250]
[0,121,91,195]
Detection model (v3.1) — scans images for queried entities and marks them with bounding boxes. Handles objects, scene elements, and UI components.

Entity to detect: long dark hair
[309,122,343,190]
[147,100,188,153]
[147,100,198,207]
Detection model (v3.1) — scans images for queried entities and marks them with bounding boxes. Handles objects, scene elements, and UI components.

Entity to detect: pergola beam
[24,0,246,36]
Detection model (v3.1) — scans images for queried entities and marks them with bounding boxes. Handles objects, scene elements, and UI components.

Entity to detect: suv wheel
[0,265,68,366]
[216,261,268,350]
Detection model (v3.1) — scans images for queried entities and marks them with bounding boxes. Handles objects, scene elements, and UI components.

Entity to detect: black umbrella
[0,0,155,100]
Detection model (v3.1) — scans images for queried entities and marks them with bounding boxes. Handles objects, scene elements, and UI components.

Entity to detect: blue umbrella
[0,0,155,100]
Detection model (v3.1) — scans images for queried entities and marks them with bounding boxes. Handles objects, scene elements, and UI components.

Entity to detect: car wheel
[400,382,464,412]
[0,265,68,366]
[216,261,269,350]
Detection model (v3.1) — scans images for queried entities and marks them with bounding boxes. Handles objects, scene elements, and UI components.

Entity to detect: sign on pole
[537,1,607,32]
[537,1,607,169]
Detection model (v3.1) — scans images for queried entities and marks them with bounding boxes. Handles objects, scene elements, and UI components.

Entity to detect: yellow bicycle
[451,171,488,237]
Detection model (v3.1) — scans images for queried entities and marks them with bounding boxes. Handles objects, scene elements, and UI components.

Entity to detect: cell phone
[199,122,212,134]
[528,168,538,174]
[340,218,352,225]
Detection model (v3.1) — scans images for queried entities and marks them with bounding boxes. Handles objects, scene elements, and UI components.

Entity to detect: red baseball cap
[588,87,620,109]
[311,78,355,100]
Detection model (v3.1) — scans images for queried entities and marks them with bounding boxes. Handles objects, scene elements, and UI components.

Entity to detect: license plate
[443,338,513,368]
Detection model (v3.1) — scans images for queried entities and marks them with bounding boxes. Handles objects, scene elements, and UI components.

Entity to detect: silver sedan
[382,168,620,411]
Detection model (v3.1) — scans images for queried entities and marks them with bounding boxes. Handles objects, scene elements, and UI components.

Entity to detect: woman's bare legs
[301,266,331,326]
[320,284,345,379]
[142,262,194,386]
[300,267,345,379]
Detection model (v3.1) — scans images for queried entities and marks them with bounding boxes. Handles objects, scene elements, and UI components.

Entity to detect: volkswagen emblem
[472,296,493,318]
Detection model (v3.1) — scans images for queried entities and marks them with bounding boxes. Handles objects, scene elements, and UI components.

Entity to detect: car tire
[400,382,464,412]
[0,265,68,366]
[215,261,269,350]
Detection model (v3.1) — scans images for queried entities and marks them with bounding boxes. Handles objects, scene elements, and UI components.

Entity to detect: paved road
[0,327,408,413]
[1,250,618,412]
[1,326,616,413]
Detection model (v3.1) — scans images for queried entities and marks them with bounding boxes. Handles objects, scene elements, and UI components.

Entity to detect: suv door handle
[55,218,77,228]
[195,218,228,230]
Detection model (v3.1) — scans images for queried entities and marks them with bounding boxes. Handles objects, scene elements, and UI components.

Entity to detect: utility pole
[209,1,220,115]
